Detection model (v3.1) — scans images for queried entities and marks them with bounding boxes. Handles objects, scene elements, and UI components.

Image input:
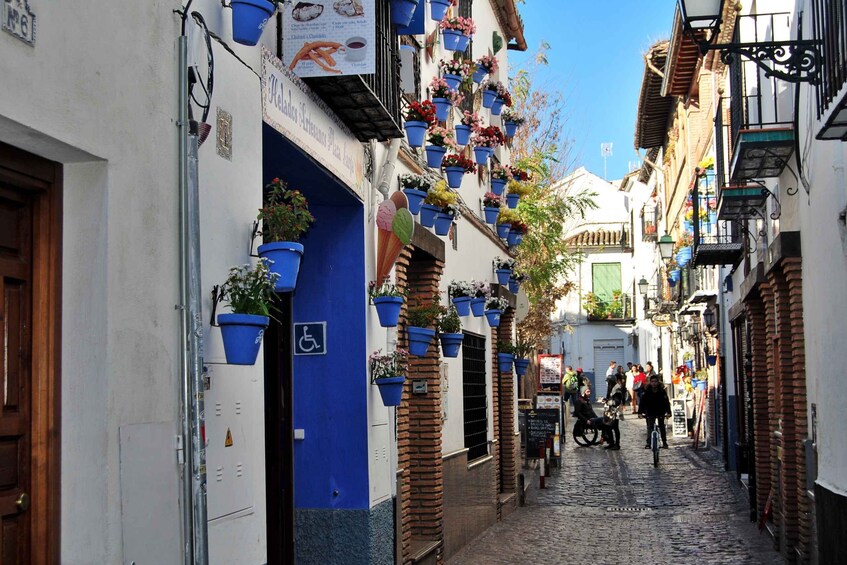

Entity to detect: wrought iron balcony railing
[812,0,847,140]
[642,202,658,242]
[584,293,634,322]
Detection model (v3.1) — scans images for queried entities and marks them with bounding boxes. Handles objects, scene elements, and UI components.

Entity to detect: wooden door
[0,143,61,564]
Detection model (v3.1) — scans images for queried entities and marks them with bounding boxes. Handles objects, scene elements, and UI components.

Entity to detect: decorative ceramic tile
[216,107,232,161]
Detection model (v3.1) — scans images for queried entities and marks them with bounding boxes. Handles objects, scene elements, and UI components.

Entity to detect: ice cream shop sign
[3,0,36,46]
[261,47,365,200]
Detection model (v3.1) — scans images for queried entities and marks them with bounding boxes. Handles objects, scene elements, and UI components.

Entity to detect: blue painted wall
[264,127,369,510]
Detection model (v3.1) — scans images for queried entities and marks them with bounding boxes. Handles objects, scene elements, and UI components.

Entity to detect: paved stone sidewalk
[447,408,783,565]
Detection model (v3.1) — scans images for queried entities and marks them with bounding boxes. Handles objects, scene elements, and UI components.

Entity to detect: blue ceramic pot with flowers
[483,206,499,224]
[490,178,506,195]
[218,313,269,365]
[391,0,419,26]
[445,167,464,189]
[498,353,514,373]
[491,98,505,115]
[495,269,511,285]
[375,376,405,406]
[403,188,426,215]
[473,65,488,84]
[455,124,471,146]
[426,145,446,168]
[419,204,440,228]
[514,358,530,376]
[440,333,464,358]
[485,309,502,327]
[407,326,435,356]
[504,121,517,137]
[452,296,471,316]
[429,0,451,21]
[470,297,485,317]
[432,97,451,121]
[443,73,462,90]
[404,121,427,147]
[373,296,404,328]
[434,212,453,236]
[231,0,276,46]
[482,89,497,108]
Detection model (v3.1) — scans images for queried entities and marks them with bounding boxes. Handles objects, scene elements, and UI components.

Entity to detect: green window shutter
[592,263,621,301]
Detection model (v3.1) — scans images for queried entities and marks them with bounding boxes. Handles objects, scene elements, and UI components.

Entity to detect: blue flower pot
[707,355,717,366]
[677,247,692,268]
[504,121,517,137]
[708,211,717,225]
[470,297,485,317]
[491,97,505,115]
[404,120,427,148]
[373,296,404,328]
[403,188,427,215]
[434,212,453,236]
[495,269,511,285]
[429,0,451,21]
[685,360,694,371]
[456,33,470,52]
[490,178,506,195]
[442,28,463,51]
[217,313,269,365]
[375,376,405,407]
[506,193,520,209]
[472,66,488,84]
[508,277,519,294]
[455,124,471,146]
[514,358,530,376]
[426,145,447,168]
[419,204,440,228]
[498,353,514,373]
[445,166,464,189]
[484,146,494,156]
[482,89,497,108]
[440,333,464,358]
[485,309,502,327]
[432,97,451,121]
[257,241,304,292]
[697,380,707,391]
[474,147,490,165]
[669,268,681,283]
[496,223,511,239]
[391,0,419,26]
[684,220,693,233]
[507,230,518,247]
[231,0,275,47]
[443,73,462,90]
[452,296,471,316]
[483,206,500,224]
[407,326,435,356]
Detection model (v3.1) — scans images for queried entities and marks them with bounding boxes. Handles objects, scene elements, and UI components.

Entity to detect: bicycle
[650,418,660,467]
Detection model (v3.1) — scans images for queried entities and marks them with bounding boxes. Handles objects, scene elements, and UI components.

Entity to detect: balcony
[812,0,847,140]
[584,293,635,322]
[642,203,658,242]
[302,1,402,141]
[692,170,743,266]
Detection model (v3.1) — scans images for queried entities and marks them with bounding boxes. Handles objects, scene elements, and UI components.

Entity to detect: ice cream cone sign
[376,194,414,283]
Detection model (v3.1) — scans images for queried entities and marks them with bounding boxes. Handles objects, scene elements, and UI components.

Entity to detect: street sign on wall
[293,322,327,356]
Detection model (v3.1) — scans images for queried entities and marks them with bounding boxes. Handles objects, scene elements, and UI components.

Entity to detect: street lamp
[658,234,675,262]
[638,277,649,297]
[677,0,823,84]
[702,306,715,328]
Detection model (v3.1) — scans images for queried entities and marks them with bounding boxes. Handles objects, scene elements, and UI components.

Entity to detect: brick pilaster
[496,309,517,507]
[744,290,771,523]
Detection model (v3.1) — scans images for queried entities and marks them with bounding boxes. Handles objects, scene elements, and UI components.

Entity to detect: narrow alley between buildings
[447,410,782,565]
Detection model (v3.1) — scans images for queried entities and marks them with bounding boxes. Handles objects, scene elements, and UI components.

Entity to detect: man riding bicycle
[638,374,671,449]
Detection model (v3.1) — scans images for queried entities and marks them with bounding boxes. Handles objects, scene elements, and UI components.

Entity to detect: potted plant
[391,0,420,27]
[470,280,490,317]
[666,258,681,287]
[429,0,457,22]
[438,307,464,357]
[215,261,279,365]
[370,348,409,406]
[507,220,528,247]
[491,83,512,116]
[507,165,531,182]
[369,279,406,328]
[425,126,457,169]
[506,180,531,209]
[423,181,458,235]
[404,100,437,148]
[441,153,476,189]
[484,296,509,327]
[676,232,693,267]
[493,256,516,285]
[482,81,501,109]
[429,77,454,122]
[473,54,498,83]
[456,111,482,146]
[497,340,516,373]
[406,297,444,356]
[439,16,475,51]
[683,351,694,372]
[490,163,511,195]
[257,178,315,292]
[513,338,533,376]
[471,126,506,165]
[399,173,434,215]
[496,208,519,239]
[508,272,527,294]
[501,109,525,137]
[448,280,474,316]
[438,57,470,90]
[482,192,502,224]
[230,0,277,46]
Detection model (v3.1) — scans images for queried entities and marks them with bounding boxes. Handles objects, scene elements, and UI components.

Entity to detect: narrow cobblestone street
[447,409,783,565]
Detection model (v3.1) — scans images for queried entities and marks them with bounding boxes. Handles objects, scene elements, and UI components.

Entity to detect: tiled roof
[635,41,674,149]
[566,228,629,248]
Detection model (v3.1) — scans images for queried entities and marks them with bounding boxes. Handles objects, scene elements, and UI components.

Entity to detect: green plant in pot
[406,295,444,357]
[513,338,533,376]
[497,340,516,373]
[370,348,409,407]
[438,307,464,358]
[215,261,279,365]
[256,177,316,293]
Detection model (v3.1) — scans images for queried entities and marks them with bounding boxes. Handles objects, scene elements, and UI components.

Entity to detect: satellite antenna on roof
[600,143,613,180]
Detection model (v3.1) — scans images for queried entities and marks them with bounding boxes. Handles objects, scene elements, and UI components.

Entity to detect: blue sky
[510,0,678,181]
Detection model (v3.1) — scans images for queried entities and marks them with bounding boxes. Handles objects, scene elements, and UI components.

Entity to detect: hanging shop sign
[282,0,375,77]
[651,312,674,327]
[538,354,563,387]
[262,48,365,199]
[2,0,36,45]
[672,398,687,437]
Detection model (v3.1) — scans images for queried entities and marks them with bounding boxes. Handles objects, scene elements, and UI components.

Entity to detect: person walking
[605,360,617,401]
[633,364,647,409]
[602,374,626,449]
[638,374,672,448]
[562,365,579,414]
[626,363,637,413]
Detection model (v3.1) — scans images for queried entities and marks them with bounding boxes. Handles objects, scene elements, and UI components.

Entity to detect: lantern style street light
[677,0,823,84]
[658,234,675,262]
[638,277,649,297]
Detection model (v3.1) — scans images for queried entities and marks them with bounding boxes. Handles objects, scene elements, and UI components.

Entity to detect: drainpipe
[376,138,402,200]
[178,19,209,565]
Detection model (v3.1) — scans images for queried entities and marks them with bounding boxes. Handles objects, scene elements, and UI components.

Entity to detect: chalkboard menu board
[524,409,559,458]
[672,398,687,437]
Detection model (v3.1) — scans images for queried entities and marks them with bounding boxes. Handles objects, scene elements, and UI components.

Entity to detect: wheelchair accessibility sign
[293,322,327,356]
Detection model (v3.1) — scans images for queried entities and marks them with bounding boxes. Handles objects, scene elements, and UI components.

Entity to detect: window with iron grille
[400,35,422,104]
[463,332,488,461]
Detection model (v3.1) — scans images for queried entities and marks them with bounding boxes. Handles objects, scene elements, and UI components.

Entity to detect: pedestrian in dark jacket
[638,374,672,448]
